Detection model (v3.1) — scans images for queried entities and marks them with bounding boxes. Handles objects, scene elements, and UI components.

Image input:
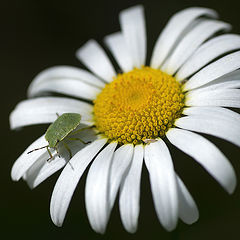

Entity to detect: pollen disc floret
[93,67,185,145]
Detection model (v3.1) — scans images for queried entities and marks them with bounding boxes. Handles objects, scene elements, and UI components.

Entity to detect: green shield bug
[28,113,90,161]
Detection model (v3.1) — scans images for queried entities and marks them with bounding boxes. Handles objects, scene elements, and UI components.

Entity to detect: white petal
[186,99,240,108]
[50,138,107,227]
[189,80,240,93]
[175,114,240,147]
[144,139,178,231]
[167,129,236,194]
[85,141,118,233]
[176,175,199,224]
[184,69,240,93]
[184,51,240,90]
[11,135,48,181]
[25,155,66,189]
[150,7,218,68]
[28,66,105,97]
[183,106,240,123]
[181,105,240,143]
[104,32,133,72]
[28,78,101,101]
[162,20,231,75]
[186,89,240,108]
[76,40,116,82]
[176,34,240,80]
[109,144,134,209]
[119,145,143,233]
[10,97,93,129]
[119,5,146,68]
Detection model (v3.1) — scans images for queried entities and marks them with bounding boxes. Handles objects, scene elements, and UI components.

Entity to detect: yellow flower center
[93,67,185,145]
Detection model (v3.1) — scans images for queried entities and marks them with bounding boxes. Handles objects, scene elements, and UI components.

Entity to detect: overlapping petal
[50,138,107,227]
[186,88,240,108]
[183,106,240,122]
[144,139,178,231]
[162,19,231,75]
[175,115,240,147]
[85,142,118,233]
[119,145,143,233]
[76,40,116,82]
[25,155,66,189]
[176,175,199,224]
[11,135,48,181]
[28,66,105,100]
[184,51,240,91]
[10,97,93,129]
[176,34,240,80]
[167,129,236,194]
[104,32,133,72]
[119,5,146,68]
[150,7,218,68]
[109,144,134,209]
[192,69,240,90]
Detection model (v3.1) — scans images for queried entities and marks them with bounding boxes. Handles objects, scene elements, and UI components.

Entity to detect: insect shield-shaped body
[28,113,88,161]
[45,113,82,148]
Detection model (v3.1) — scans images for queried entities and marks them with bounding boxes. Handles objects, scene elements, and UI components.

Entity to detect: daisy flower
[10,5,240,234]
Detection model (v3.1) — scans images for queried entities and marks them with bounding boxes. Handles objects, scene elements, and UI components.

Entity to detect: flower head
[10,5,240,234]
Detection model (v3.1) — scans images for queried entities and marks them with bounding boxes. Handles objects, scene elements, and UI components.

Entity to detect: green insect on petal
[45,113,82,148]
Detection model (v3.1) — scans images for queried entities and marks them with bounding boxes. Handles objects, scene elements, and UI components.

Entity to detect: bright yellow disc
[93,67,185,145]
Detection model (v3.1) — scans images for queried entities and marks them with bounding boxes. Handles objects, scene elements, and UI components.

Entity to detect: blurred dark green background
[2,0,240,239]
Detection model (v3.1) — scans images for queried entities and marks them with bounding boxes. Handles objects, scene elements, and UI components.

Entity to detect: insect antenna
[27,145,49,154]
[28,145,54,163]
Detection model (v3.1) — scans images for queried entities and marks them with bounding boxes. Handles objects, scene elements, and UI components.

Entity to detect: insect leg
[27,145,49,154]
[55,146,61,158]
[46,147,53,162]
[62,142,72,159]
[62,142,74,170]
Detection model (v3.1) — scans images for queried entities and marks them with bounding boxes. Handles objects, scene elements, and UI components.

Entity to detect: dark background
[2,0,240,239]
